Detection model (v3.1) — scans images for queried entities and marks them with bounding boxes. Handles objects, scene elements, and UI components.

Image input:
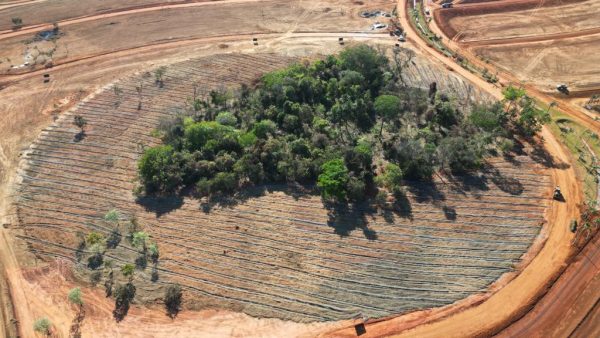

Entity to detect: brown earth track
[13,51,553,334]
[496,231,600,337]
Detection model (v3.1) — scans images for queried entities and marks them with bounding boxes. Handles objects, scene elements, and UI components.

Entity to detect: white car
[372,23,387,30]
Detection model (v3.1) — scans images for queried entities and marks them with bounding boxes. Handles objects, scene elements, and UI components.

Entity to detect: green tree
[469,103,506,134]
[215,111,237,126]
[132,231,149,251]
[148,243,159,263]
[317,159,349,201]
[374,94,402,140]
[73,115,87,132]
[33,317,51,336]
[121,264,135,279]
[86,232,105,246]
[339,45,388,95]
[138,145,182,194]
[517,97,551,136]
[68,287,84,306]
[104,209,120,223]
[502,85,526,115]
[376,163,403,191]
[252,120,276,139]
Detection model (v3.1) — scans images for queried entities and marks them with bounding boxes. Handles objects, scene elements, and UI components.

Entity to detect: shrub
[215,111,237,126]
[68,287,83,306]
[104,209,120,223]
[33,317,51,336]
[165,284,183,318]
[121,264,135,279]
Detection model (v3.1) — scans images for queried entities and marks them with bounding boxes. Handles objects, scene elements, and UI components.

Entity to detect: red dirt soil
[435,0,588,40]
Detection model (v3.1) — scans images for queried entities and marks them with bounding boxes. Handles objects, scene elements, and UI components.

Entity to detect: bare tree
[136,82,144,110]
[155,66,167,88]
[11,17,23,30]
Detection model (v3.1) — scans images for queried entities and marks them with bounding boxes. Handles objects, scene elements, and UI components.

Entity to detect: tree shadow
[442,205,457,220]
[74,131,86,142]
[482,164,524,195]
[447,172,489,195]
[392,189,413,220]
[136,195,184,218]
[324,201,378,240]
[405,180,445,204]
[530,140,570,169]
[198,184,310,213]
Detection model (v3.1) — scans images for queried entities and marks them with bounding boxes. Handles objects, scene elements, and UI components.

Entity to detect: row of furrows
[17,171,545,243]
[402,58,491,105]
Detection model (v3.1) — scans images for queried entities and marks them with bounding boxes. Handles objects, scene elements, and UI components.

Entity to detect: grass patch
[548,108,600,201]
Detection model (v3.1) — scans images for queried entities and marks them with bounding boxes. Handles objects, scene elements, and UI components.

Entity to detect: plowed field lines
[14,53,552,322]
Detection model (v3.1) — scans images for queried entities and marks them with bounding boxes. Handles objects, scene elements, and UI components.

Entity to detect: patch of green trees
[138,45,546,204]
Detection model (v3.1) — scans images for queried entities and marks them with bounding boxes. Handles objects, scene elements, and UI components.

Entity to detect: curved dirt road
[497,232,600,337]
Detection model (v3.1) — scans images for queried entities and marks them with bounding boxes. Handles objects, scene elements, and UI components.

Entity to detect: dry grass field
[13,53,552,324]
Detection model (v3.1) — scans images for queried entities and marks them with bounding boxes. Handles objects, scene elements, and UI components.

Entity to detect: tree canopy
[138,45,538,204]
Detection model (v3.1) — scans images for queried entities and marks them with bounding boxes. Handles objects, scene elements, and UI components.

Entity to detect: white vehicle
[372,22,387,30]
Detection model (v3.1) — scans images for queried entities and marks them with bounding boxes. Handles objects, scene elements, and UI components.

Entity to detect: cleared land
[13,53,552,325]
[0,0,392,74]
[434,0,600,94]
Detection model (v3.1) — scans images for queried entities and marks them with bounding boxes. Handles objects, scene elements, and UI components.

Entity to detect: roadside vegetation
[137,45,547,206]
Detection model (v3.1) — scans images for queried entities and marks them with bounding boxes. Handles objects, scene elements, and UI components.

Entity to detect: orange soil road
[497,232,600,337]
[320,1,583,336]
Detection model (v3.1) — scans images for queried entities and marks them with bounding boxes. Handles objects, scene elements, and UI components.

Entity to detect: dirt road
[497,232,600,337]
